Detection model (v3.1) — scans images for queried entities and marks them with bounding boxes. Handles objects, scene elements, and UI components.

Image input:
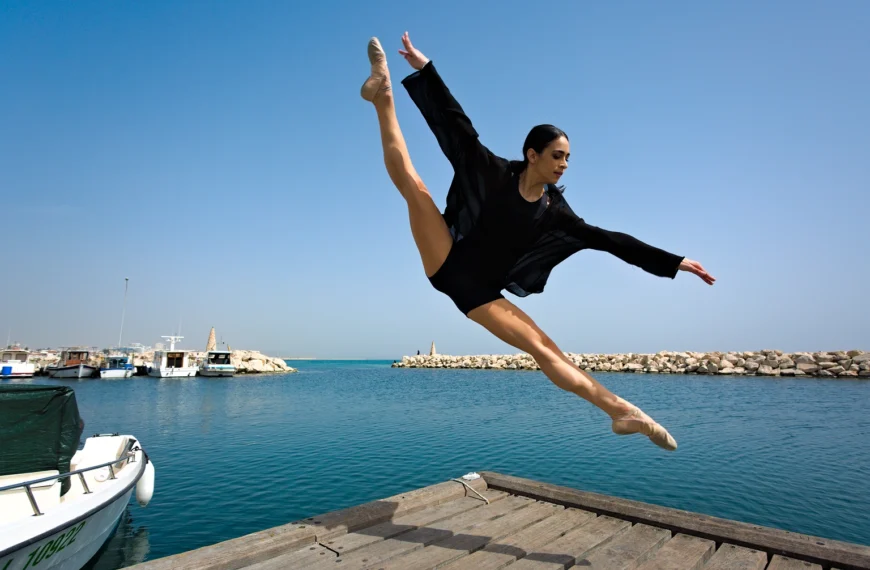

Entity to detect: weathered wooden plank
[376,501,557,570]
[394,493,506,527]
[304,495,536,570]
[767,555,823,570]
[702,544,767,570]
[440,506,595,570]
[505,515,631,569]
[322,493,507,556]
[481,471,870,570]
[129,477,488,570]
[240,544,334,569]
[575,523,671,569]
[305,476,490,541]
[634,533,715,570]
[128,525,317,570]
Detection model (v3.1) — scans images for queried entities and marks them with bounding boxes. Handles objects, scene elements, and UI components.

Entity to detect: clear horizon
[2,1,868,359]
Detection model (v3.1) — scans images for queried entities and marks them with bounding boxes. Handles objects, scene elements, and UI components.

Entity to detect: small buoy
[136,460,155,507]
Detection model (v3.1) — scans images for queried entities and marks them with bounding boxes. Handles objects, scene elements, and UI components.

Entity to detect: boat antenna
[118,277,129,348]
[161,335,184,351]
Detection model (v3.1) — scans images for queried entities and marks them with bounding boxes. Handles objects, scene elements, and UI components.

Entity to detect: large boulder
[230,350,296,375]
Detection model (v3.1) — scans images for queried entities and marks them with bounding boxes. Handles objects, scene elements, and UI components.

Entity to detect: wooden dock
[130,471,870,570]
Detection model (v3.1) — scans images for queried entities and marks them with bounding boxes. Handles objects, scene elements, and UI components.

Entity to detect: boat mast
[118,277,129,348]
[161,335,184,351]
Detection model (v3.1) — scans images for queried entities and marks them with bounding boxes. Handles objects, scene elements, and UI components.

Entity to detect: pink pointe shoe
[611,407,678,451]
[360,37,392,102]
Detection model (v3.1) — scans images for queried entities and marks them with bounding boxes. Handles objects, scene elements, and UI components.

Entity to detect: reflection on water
[83,509,150,570]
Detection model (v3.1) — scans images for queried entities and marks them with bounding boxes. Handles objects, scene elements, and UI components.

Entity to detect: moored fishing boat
[198,350,235,377]
[0,385,155,570]
[99,354,135,379]
[48,349,97,379]
[147,336,197,378]
[0,346,35,379]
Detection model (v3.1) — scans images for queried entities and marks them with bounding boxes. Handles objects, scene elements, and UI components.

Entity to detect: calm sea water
[15,360,870,568]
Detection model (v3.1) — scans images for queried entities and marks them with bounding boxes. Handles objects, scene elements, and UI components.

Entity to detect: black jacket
[401,61,684,297]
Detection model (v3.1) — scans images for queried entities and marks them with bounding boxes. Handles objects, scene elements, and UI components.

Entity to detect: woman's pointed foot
[611,406,677,451]
[361,37,392,102]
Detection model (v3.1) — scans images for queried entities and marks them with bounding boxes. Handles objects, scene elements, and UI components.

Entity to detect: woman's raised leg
[468,299,678,451]
[361,37,453,277]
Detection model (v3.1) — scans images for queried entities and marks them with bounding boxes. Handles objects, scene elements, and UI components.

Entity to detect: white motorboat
[0,385,155,570]
[49,350,97,379]
[99,355,135,379]
[0,346,35,379]
[147,335,197,378]
[199,350,235,377]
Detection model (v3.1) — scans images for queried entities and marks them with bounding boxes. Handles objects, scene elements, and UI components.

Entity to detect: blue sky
[1,1,867,359]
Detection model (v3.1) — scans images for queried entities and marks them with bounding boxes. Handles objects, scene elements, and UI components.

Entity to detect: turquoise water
[15,360,870,568]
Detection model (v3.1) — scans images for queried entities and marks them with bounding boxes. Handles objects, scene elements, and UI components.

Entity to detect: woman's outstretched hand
[679,258,716,285]
[398,31,430,70]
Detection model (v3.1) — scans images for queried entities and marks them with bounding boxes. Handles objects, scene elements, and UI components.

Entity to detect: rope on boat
[451,478,490,504]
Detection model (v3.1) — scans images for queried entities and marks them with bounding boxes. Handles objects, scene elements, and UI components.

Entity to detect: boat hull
[0,369,35,379]
[1,362,35,379]
[148,367,197,378]
[49,365,97,379]
[0,485,134,570]
[199,366,235,377]
[98,369,133,379]
[0,441,149,570]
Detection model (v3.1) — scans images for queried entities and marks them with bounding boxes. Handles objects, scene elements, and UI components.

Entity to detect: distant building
[118,343,150,355]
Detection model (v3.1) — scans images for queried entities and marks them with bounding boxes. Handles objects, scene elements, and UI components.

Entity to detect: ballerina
[361,33,716,450]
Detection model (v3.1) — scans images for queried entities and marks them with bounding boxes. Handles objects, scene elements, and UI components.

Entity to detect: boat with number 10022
[0,385,155,570]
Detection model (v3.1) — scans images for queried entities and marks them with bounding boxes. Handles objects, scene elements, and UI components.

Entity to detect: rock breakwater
[392,350,870,378]
[224,350,296,374]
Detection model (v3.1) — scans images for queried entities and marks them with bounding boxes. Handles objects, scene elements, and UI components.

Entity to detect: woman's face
[529,136,570,185]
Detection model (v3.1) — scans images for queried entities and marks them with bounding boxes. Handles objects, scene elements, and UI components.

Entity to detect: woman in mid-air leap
[360,33,716,451]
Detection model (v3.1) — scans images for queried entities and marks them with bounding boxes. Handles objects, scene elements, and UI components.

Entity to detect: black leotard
[402,62,685,316]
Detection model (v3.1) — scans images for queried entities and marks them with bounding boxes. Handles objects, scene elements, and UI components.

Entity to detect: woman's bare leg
[468,298,677,450]
[361,37,452,277]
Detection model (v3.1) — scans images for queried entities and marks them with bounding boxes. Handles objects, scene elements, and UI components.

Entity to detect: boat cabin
[206,351,231,365]
[103,355,132,369]
[0,349,29,363]
[61,350,90,366]
[151,350,193,368]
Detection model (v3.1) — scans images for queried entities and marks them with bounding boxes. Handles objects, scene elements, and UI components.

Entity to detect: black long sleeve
[568,217,684,278]
[401,61,483,168]
[402,61,511,240]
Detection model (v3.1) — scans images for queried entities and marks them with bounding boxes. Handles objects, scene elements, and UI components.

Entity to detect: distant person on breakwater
[360,33,716,451]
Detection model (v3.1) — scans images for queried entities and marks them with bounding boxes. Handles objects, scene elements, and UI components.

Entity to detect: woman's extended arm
[569,216,715,285]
